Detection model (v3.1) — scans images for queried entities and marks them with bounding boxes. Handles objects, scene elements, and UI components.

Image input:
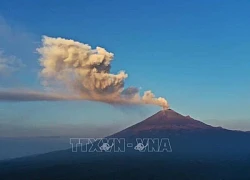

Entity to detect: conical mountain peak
[148,109,188,121]
[113,109,215,136]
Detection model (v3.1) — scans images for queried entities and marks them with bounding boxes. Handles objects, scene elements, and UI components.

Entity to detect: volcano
[110,109,250,155]
[115,109,215,133]
[111,109,221,139]
[1,109,250,180]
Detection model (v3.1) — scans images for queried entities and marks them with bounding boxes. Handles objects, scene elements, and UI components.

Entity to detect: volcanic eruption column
[37,36,169,109]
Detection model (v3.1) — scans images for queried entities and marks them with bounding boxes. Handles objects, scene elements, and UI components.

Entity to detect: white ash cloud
[36,36,169,109]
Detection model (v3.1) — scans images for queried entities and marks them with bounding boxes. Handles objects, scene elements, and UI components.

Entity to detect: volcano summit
[112,109,221,138]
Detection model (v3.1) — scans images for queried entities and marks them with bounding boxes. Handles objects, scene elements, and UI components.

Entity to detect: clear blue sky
[0,0,250,136]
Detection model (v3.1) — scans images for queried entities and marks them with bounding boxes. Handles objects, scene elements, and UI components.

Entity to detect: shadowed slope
[114,109,215,136]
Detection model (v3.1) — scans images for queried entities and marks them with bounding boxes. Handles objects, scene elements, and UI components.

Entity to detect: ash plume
[36,36,169,109]
[0,90,75,101]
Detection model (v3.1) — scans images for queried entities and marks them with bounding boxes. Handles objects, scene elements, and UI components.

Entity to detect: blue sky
[0,0,250,136]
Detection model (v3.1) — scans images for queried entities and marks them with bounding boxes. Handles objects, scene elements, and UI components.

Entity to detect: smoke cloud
[0,90,78,102]
[36,36,169,109]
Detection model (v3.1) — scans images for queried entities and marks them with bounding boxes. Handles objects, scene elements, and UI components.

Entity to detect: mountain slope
[115,109,215,134]
[1,109,250,180]
[110,109,250,156]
